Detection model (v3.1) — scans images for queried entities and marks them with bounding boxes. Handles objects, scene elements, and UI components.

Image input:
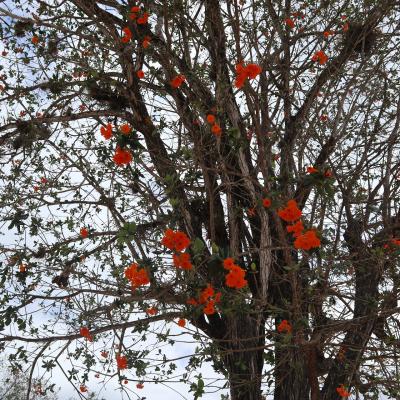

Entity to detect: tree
[0,0,400,399]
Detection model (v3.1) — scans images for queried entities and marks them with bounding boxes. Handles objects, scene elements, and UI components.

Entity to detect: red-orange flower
[234,62,262,88]
[206,114,216,124]
[121,27,132,43]
[80,327,93,342]
[120,123,132,135]
[79,385,88,393]
[100,123,112,139]
[277,319,292,333]
[223,259,247,289]
[170,74,186,88]
[285,18,295,29]
[113,146,133,165]
[80,227,89,238]
[161,229,191,252]
[136,383,144,389]
[262,198,271,208]
[307,166,318,173]
[203,300,216,315]
[137,12,149,25]
[294,230,321,250]
[311,50,328,65]
[101,351,109,358]
[136,70,145,79]
[278,200,302,222]
[116,354,128,370]
[336,385,350,397]
[286,220,304,238]
[146,307,158,315]
[324,170,333,178]
[172,252,193,270]
[124,263,150,289]
[19,264,27,273]
[31,35,39,45]
[186,297,198,306]
[177,318,186,327]
[211,123,222,136]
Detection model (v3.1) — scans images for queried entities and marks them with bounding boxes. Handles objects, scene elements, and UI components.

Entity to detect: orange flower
[172,252,193,270]
[79,385,88,393]
[234,62,262,88]
[137,12,149,25]
[277,319,292,333]
[124,263,150,289]
[100,123,112,139]
[336,385,350,397]
[262,198,271,208]
[31,35,39,45]
[80,327,93,342]
[286,220,304,238]
[101,351,109,358]
[285,18,295,29]
[121,27,132,43]
[19,264,27,273]
[136,70,145,79]
[80,227,89,238]
[211,123,222,136]
[278,200,302,222]
[161,229,191,252]
[136,383,144,389]
[307,166,318,173]
[146,306,158,315]
[203,300,216,315]
[129,5,140,19]
[324,170,333,178]
[142,35,151,48]
[116,354,128,370]
[113,146,133,165]
[294,230,321,250]
[323,30,334,38]
[199,284,215,304]
[177,318,186,327]
[311,50,328,65]
[170,74,186,88]
[223,259,247,289]
[120,123,132,135]
[206,114,216,124]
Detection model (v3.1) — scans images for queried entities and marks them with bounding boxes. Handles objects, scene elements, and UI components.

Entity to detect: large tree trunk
[221,313,265,400]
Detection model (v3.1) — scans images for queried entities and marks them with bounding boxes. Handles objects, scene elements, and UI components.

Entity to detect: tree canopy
[1,0,400,399]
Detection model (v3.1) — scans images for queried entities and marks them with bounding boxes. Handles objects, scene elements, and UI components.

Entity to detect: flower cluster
[161,229,193,270]
[279,200,321,250]
[80,227,89,238]
[100,123,112,140]
[146,306,158,316]
[285,18,295,29]
[116,354,128,370]
[311,50,328,65]
[121,27,132,43]
[277,319,292,333]
[187,284,222,315]
[124,263,150,289]
[120,123,132,135]
[177,318,186,327]
[234,62,262,88]
[223,258,247,289]
[206,114,222,137]
[80,327,93,342]
[113,146,133,165]
[336,385,350,397]
[129,6,149,24]
[170,74,186,88]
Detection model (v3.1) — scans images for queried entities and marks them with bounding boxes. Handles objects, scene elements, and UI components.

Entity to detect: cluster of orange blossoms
[80,327,93,342]
[161,229,193,270]
[311,50,328,65]
[100,123,112,140]
[336,385,350,397]
[129,6,149,24]
[124,263,150,289]
[206,114,222,137]
[234,62,262,88]
[80,227,89,238]
[177,318,186,327]
[116,354,128,370]
[121,27,132,43]
[223,258,247,289]
[170,74,186,88]
[31,35,39,45]
[120,123,132,135]
[278,200,321,250]
[113,146,133,165]
[187,284,222,315]
[277,319,292,333]
[146,306,158,316]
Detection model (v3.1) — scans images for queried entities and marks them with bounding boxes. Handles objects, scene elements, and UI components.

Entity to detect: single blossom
[116,354,128,370]
[121,27,132,43]
[170,74,186,88]
[100,123,112,139]
[113,146,133,165]
[136,70,145,79]
[277,319,292,333]
[278,200,302,222]
[177,318,186,327]
[80,227,89,238]
[311,50,328,65]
